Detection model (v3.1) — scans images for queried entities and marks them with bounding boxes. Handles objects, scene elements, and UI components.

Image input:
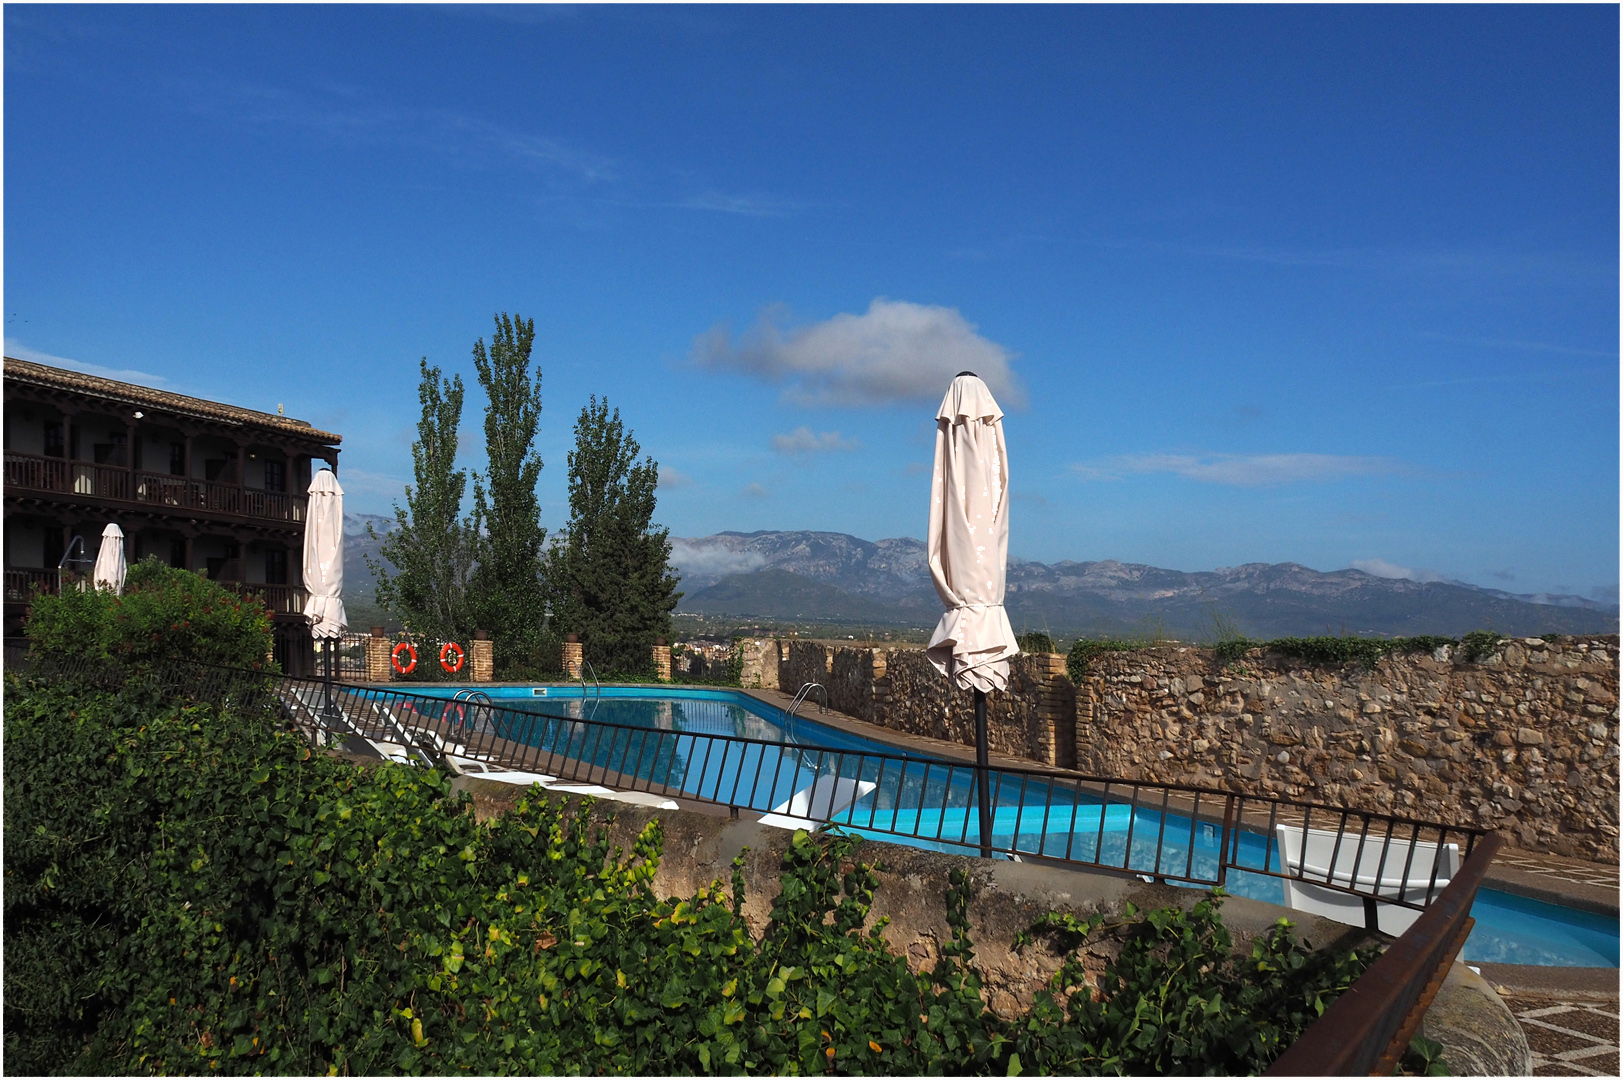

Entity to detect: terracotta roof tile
[3,357,342,445]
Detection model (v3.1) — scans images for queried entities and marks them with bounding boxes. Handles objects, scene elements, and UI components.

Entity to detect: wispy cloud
[1070,452,1403,486]
[669,539,767,581]
[657,465,694,489]
[671,191,804,217]
[739,482,771,499]
[694,298,1024,408]
[1417,331,1618,360]
[771,426,861,456]
[1350,558,1445,584]
[5,338,169,386]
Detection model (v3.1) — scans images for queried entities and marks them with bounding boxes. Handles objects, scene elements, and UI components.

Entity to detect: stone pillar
[653,637,671,682]
[365,626,393,682]
[1030,652,1072,767]
[471,630,494,682]
[562,633,583,679]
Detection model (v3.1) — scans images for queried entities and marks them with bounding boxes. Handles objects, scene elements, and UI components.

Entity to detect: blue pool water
[400,685,1619,968]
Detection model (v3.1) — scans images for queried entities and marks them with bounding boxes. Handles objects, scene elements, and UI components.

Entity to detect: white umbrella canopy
[925,373,1019,692]
[303,468,348,640]
[91,523,126,594]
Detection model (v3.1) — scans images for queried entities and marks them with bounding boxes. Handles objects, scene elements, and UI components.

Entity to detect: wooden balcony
[4,451,307,524]
[5,567,61,603]
[4,566,305,617]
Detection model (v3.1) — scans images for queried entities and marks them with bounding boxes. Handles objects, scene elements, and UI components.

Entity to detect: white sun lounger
[1274,823,1459,936]
[758,774,879,831]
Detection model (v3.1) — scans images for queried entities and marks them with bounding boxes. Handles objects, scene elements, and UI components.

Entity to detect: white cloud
[771,426,861,456]
[694,297,1024,407]
[1350,558,1445,584]
[740,482,771,499]
[657,465,694,489]
[1070,452,1401,486]
[669,540,767,580]
[6,338,169,387]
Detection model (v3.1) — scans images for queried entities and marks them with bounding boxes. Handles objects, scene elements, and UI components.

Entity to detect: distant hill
[672,530,1619,640]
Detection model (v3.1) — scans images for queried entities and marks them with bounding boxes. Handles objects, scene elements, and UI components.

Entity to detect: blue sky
[6,4,1618,599]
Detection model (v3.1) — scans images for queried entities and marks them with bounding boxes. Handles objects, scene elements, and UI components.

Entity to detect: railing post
[1216,794,1236,888]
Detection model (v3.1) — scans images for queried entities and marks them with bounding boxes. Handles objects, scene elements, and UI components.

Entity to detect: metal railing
[5,451,307,524]
[255,671,1481,925]
[1267,831,1504,1075]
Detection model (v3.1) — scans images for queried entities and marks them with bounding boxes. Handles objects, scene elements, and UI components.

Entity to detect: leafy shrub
[24,556,274,672]
[1261,635,1456,668]
[6,669,1374,1075]
[1457,630,1505,663]
[1017,631,1056,655]
[1066,638,1149,682]
[1012,894,1375,1075]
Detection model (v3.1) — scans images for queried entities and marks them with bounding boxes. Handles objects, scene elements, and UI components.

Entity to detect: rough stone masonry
[756,635,1619,862]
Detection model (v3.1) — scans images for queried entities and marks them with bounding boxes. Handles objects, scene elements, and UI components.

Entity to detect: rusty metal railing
[1267,831,1504,1075]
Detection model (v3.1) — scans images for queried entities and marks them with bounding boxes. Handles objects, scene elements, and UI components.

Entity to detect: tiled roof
[2,357,341,445]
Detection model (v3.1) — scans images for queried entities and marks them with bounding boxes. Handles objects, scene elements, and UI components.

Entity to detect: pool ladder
[452,688,494,738]
[784,682,827,746]
[577,659,602,723]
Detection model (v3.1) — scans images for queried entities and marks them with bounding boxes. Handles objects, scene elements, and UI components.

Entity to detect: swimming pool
[402,685,1619,968]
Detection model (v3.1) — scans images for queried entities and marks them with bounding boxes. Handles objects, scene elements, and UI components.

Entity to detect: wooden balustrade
[4,567,60,602]
[4,452,307,523]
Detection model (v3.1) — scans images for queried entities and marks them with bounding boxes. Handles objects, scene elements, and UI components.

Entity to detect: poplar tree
[545,397,681,675]
[367,359,479,647]
[469,312,547,672]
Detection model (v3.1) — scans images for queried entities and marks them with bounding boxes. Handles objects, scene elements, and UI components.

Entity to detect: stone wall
[766,635,1620,861]
[777,641,1075,766]
[1073,636,1619,861]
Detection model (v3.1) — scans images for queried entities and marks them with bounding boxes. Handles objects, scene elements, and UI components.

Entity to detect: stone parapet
[653,641,671,682]
[562,636,583,680]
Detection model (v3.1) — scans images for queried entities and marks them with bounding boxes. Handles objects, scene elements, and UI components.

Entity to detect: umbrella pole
[323,638,335,720]
[975,688,992,858]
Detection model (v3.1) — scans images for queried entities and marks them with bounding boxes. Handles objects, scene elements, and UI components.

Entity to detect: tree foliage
[545,396,681,675]
[24,557,273,672]
[367,359,480,646]
[469,312,548,672]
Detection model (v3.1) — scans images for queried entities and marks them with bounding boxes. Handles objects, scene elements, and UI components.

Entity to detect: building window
[264,546,288,585]
[93,432,127,466]
[263,459,286,493]
[43,422,63,458]
[170,442,185,476]
[170,538,186,569]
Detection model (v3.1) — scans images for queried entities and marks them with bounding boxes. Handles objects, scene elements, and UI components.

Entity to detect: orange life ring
[440,641,466,674]
[391,641,418,675]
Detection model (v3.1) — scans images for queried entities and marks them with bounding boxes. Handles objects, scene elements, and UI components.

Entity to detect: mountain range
[341,516,1616,639]
[670,530,1619,640]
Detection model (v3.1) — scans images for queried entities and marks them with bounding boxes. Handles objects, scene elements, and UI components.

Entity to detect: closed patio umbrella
[304,469,347,690]
[91,523,126,594]
[925,371,1018,857]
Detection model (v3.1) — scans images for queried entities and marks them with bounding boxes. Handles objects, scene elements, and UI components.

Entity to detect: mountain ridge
[671,530,1618,639]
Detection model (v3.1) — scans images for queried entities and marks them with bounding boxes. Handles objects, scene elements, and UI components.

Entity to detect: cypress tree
[469,312,547,672]
[366,359,479,647]
[546,397,681,675]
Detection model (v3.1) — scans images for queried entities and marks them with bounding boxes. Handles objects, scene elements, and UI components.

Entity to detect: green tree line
[367,312,680,677]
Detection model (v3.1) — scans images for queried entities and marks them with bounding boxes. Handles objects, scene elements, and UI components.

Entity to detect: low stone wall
[766,635,1620,861]
[451,783,1527,1069]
